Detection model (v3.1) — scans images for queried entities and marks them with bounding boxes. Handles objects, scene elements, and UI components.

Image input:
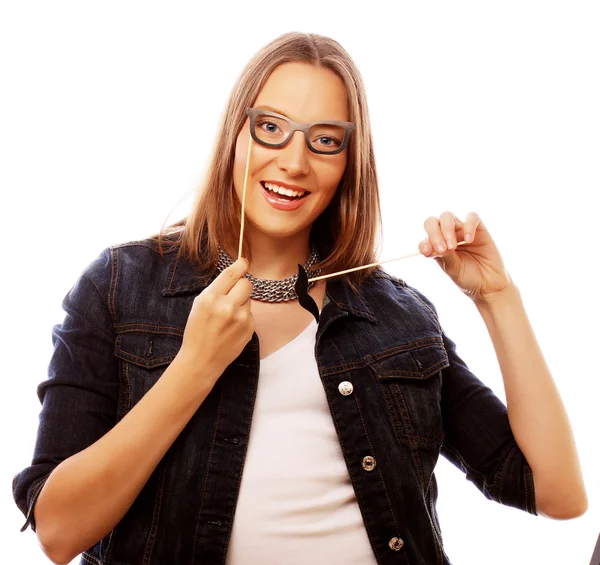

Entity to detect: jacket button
[389,537,404,551]
[361,455,376,471]
[338,381,354,395]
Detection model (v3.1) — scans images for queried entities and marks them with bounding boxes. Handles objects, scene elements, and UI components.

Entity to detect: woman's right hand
[177,257,255,383]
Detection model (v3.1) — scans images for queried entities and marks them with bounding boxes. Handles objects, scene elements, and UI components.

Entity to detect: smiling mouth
[260,181,309,201]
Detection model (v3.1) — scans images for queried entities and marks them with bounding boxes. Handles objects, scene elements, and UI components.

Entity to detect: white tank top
[225,318,378,565]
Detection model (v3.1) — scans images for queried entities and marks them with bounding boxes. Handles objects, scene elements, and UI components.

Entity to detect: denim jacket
[13,237,537,565]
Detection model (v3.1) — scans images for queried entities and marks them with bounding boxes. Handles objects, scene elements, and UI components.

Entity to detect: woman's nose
[276,130,310,176]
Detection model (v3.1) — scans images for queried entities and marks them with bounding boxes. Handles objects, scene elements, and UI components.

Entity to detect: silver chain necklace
[216,245,322,302]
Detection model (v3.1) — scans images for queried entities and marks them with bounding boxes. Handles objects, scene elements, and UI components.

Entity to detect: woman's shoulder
[364,268,441,322]
[107,229,190,264]
[109,229,182,254]
[73,233,186,296]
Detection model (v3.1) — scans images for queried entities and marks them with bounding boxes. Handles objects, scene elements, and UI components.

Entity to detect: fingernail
[465,233,472,242]
[436,243,445,253]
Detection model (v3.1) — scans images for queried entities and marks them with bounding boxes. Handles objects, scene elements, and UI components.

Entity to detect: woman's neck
[226,230,314,281]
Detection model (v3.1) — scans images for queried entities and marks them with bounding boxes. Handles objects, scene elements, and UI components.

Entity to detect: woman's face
[233,62,350,241]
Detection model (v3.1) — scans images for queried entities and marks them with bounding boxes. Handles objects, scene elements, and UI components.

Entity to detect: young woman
[13,32,586,565]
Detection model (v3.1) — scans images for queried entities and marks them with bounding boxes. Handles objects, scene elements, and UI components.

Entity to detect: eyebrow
[255,105,343,124]
[255,105,292,118]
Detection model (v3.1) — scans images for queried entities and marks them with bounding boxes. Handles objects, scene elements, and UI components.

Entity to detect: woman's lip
[260,182,309,211]
[262,180,309,192]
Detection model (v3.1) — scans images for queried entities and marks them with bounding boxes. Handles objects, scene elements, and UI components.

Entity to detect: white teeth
[263,181,306,198]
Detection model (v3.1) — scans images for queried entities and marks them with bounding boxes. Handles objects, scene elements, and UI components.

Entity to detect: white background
[1,1,598,564]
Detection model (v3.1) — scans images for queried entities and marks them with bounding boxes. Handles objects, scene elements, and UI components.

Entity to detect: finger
[424,216,447,254]
[463,211,481,242]
[439,211,460,249]
[418,238,433,256]
[208,258,249,296]
[227,275,254,306]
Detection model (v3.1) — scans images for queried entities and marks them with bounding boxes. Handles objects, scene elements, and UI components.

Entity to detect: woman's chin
[245,214,312,240]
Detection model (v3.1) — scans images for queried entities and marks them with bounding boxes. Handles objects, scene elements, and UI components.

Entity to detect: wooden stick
[238,135,253,260]
[307,241,467,283]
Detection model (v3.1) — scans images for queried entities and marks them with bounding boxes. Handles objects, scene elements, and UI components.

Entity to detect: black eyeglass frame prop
[246,107,356,155]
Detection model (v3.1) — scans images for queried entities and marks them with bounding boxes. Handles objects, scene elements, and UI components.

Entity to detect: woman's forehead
[254,62,349,122]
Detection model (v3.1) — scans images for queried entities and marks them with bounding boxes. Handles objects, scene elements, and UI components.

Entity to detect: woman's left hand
[418,211,514,303]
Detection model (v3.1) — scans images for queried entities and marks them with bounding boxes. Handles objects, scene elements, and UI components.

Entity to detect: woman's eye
[257,120,280,133]
[315,136,341,147]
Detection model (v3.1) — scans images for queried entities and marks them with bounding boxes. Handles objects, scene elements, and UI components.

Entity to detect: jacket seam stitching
[108,247,119,325]
[114,324,184,335]
[110,239,176,252]
[123,361,132,415]
[168,251,182,291]
[104,527,116,564]
[428,479,445,564]
[190,386,224,565]
[353,392,401,558]
[320,337,444,376]
[220,361,260,562]
[390,383,427,483]
[496,444,515,504]
[81,551,104,565]
[141,464,167,565]
[115,349,176,366]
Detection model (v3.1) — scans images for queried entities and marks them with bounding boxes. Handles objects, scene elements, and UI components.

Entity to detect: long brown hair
[150,31,382,292]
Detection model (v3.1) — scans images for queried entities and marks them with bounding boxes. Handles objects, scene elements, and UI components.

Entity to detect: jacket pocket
[370,341,449,447]
[115,330,182,369]
[114,330,183,415]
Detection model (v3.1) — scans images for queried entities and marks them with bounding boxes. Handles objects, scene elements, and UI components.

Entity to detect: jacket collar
[325,275,377,323]
[160,250,377,323]
[161,251,214,297]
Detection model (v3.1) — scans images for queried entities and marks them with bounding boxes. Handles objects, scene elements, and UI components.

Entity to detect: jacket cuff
[20,475,49,533]
[494,444,538,516]
[523,458,538,515]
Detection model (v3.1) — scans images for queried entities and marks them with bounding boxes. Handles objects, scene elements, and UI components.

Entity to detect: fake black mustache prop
[294,264,320,323]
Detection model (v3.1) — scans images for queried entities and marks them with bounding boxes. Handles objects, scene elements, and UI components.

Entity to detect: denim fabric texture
[13,238,537,565]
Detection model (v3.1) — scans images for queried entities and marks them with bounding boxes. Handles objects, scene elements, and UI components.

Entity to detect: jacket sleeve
[12,247,120,532]
[404,282,537,516]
